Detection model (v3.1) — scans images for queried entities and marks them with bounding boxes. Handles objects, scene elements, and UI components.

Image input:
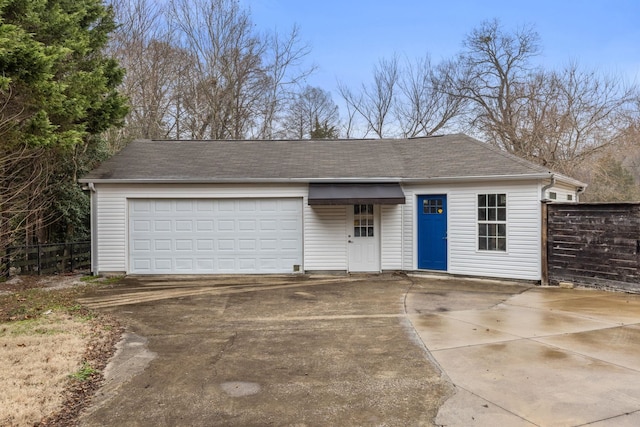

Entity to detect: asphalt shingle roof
[81,133,557,183]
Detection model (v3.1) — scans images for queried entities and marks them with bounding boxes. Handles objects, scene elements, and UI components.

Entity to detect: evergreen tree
[0,0,128,245]
[310,117,338,139]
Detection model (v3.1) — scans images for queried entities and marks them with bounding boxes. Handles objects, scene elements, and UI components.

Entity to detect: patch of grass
[0,287,90,322]
[69,361,99,382]
[0,318,64,336]
[80,275,124,285]
[102,275,125,285]
[0,276,124,426]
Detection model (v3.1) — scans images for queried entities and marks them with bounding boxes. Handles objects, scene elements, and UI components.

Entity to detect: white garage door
[128,198,303,274]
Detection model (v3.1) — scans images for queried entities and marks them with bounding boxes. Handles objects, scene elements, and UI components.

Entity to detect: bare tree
[282,86,339,139]
[107,0,316,142]
[453,19,542,153]
[258,25,315,139]
[339,56,399,138]
[452,19,638,174]
[394,56,467,137]
[108,0,178,140]
[167,0,266,140]
[525,65,636,173]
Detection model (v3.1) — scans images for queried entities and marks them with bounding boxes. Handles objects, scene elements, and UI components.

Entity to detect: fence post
[541,202,549,286]
[3,247,11,279]
[70,242,75,272]
[37,244,42,276]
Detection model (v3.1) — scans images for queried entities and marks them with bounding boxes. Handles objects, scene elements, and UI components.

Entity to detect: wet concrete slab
[585,410,640,426]
[410,313,521,351]
[406,277,640,427]
[433,339,640,426]
[438,304,616,338]
[434,387,537,426]
[506,287,640,324]
[535,325,640,372]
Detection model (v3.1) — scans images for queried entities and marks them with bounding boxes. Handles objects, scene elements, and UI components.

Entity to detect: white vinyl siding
[543,182,579,202]
[95,192,127,272]
[381,204,402,270]
[401,190,415,270]
[93,180,547,280]
[404,181,542,281]
[304,205,347,271]
[93,183,307,274]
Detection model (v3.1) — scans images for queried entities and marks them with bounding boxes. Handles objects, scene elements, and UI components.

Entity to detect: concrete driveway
[77,274,640,426]
[406,276,640,426]
[77,274,452,426]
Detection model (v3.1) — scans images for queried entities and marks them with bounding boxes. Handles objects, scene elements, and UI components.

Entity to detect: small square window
[423,199,444,214]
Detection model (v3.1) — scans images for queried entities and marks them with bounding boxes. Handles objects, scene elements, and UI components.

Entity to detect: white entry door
[347,204,380,272]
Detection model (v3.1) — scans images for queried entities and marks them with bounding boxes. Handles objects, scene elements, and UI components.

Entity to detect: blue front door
[418,195,447,270]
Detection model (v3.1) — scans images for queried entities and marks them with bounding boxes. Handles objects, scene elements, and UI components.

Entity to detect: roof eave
[79,173,564,185]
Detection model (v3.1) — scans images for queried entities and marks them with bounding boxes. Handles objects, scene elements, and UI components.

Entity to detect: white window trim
[477,193,508,252]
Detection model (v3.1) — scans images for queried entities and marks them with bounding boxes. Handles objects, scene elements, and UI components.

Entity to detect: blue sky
[241,0,640,97]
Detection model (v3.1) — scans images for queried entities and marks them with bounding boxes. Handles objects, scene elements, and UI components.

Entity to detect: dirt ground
[0,275,122,427]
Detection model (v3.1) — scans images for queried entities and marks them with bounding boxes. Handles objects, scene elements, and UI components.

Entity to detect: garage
[128,198,303,274]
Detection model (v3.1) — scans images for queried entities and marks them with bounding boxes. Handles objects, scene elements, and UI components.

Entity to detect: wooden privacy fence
[1,241,91,278]
[544,202,640,293]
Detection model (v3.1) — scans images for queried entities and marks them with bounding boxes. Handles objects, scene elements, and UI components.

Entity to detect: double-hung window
[478,193,506,251]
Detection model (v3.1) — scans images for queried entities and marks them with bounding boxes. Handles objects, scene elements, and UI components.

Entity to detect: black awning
[308,183,405,205]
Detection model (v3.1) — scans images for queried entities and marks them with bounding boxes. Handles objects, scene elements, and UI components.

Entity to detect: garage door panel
[133,240,151,251]
[132,220,151,232]
[238,239,257,250]
[155,201,172,212]
[238,220,256,231]
[154,220,172,231]
[175,220,193,231]
[133,259,152,271]
[238,258,257,270]
[259,219,277,231]
[129,198,302,274]
[197,220,214,231]
[281,219,299,231]
[280,199,301,211]
[260,239,277,251]
[217,240,235,251]
[196,200,214,211]
[238,200,257,211]
[175,200,193,211]
[260,200,277,211]
[197,239,214,250]
[196,258,213,268]
[217,220,235,231]
[154,259,172,270]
